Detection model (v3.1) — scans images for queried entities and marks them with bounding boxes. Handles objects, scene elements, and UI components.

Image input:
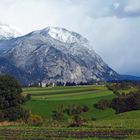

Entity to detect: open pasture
[23,85,115,119]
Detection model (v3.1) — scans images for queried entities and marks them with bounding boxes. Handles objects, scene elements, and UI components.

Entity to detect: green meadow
[23,86,115,120]
[0,85,140,139]
[23,85,140,123]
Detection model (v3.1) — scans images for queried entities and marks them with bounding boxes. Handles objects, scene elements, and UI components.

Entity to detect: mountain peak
[0,25,120,85]
[0,23,22,40]
[32,26,89,45]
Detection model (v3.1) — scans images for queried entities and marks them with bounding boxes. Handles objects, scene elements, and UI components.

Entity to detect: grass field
[23,85,115,120]
[23,85,140,123]
[0,85,140,139]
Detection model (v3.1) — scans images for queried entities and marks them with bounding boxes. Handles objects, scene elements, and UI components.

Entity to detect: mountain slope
[0,57,28,84]
[0,26,120,85]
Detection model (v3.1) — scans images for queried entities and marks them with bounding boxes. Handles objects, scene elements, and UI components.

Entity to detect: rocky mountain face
[0,26,121,85]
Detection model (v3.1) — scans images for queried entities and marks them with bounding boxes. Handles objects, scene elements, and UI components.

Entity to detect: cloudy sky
[0,0,140,76]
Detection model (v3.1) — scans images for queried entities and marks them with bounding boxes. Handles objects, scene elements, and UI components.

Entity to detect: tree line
[95,82,140,113]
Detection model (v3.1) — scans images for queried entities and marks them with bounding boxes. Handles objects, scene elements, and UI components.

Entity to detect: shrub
[52,105,64,121]
[69,115,85,127]
[95,99,111,110]
[65,104,83,116]
[82,105,89,112]
[3,106,30,121]
[64,104,88,127]
[52,111,64,121]
[27,115,43,126]
[111,92,140,113]
[52,104,89,126]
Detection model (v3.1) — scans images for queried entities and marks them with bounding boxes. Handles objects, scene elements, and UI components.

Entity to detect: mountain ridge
[0,26,139,85]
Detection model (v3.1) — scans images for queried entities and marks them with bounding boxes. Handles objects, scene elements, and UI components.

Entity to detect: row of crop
[0,129,140,139]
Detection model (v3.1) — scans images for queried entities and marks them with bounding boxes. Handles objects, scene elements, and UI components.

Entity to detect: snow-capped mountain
[0,23,21,40]
[0,26,121,85]
[35,26,90,46]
